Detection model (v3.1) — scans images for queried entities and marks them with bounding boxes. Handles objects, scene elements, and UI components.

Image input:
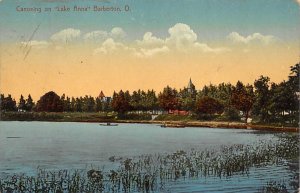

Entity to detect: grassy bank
[0,112,116,122]
[0,112,298,132]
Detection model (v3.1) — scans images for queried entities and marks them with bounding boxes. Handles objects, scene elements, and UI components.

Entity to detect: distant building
[98,91,111,103]
[187,78,196,93]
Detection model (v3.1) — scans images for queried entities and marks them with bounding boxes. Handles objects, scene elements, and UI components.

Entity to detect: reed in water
[0,135,298,193]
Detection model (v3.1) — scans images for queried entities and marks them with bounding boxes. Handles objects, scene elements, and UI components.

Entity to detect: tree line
[1,63,298,124]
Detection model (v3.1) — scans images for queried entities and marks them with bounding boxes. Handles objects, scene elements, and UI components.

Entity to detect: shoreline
[103,120,299,133]
[1,118,298,133]
[1,111,298,132]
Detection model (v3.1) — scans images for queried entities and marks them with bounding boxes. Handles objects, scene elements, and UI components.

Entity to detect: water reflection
[0,122,298,192]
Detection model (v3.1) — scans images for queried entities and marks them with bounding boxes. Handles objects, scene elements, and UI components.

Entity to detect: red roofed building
[99,91,105,99]
[98,91,111,102]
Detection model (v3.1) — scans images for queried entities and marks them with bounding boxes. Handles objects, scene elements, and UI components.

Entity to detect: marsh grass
[0,135,298,193]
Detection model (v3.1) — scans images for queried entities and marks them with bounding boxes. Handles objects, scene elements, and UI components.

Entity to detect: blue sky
[1,0,299,99]
[0,0,299,43]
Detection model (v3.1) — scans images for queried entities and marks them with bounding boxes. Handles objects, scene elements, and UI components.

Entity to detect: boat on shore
[99,123,118,126]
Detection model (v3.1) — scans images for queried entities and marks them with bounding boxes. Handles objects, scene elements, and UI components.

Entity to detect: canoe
[99,123,118,126]
[161,124,185,128]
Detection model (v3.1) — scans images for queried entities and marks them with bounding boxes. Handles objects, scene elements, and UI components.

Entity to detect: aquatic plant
[0,135,298,193]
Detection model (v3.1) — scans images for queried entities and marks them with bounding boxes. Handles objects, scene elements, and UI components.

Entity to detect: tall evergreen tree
[25,94,34,111]
[111,90,131,114]
[253,76,270,123]
[18,95,26,111]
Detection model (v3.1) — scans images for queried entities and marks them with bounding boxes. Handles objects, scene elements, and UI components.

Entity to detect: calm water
[0,121,297,192]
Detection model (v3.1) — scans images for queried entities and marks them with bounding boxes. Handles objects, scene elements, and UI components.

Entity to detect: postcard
[0,0,299,192]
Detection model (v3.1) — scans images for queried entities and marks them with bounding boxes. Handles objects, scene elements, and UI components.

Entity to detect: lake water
[0,121,298,192]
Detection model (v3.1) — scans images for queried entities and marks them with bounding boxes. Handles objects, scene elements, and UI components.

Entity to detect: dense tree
[265,64,299,124]
[158,86,181,111]
[269,81,298,124]
[145,90,159,111]
[0,94,17,111]
[287,63,299,123]
[129,89,158,112]
[65,97,71,112]
[197,83,237,120]
[25,94,34,111]
[198,83,233,106]
[36,91,63,112]
[18,95,26,111]
[95,97,102,112]
[130,90,142,111]
[1,63,297,125]
[82,95,95,112]
[124,91,132,111]
[102,99,112,112]
[179,88,196,111]
[0,94,4,110]
[288,63,299,91]
[70,97,76,112]
[253,76,270,122]
[60,94,71,112]
[75,97,83,112]
[231,82,255,123]
[196,96,224,115]
[111,90,131,114]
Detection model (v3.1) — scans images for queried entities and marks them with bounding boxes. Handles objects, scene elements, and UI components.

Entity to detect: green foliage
[154,114,196,121]
[253,76,270,122]
[251,63,299,126]
[130,89,158,111]
[231,82,255,123]
[61,94,71,112]
[1,63,298,126]
[111,90,131,114]
[0,112,63,121]
[36,91,63,112]
[158,86,181,111]
[178,88,196,111]
[18,95,26,111]
[0,94,17,111]
[117,113,152,120]
[0,112,116,122]
[196,96,224,115]
[95,97,102,112]
[218,107,241,121]
[25,94,34,111]
[82,95,96,112]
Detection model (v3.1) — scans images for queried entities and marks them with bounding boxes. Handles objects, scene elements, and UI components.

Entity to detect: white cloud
[110,27,126,39]
[83,30,108,42]
[227,32,275,45]
[133,23,230,57]
[166,23,197,50]
[137,32,165,48]
[38,24,231,57]
[21,40,50,49]
[93,38,131,55]
[137,46,170,58]
[83,27,126,43]
[194,43,231,53]
[51,28,81,43]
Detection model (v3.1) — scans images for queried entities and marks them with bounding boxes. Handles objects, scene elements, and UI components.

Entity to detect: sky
[0,0,299,100]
